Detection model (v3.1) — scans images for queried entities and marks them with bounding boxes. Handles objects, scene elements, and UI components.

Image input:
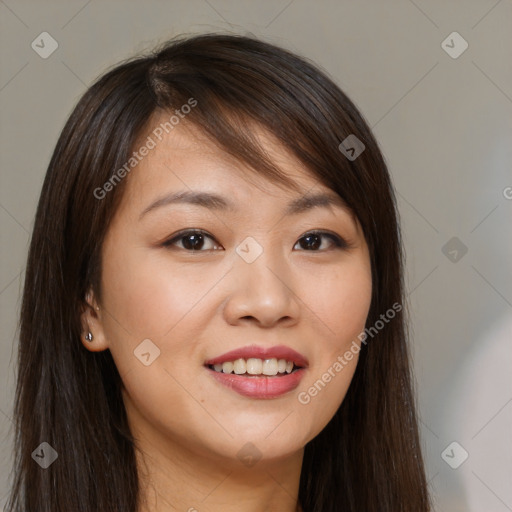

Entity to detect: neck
[128,404,304,512]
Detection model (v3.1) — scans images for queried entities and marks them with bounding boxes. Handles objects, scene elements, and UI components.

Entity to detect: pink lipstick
[204,345,308,399]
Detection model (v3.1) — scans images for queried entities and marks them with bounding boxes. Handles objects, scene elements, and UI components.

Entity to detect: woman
[7,33,430,511]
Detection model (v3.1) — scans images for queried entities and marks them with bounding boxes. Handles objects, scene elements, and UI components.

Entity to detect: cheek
[298,257,372,351]
[292,257,371,440]
[101,247,222,340]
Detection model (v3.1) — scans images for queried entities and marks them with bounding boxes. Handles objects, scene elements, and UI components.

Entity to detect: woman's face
[84,115,372,465]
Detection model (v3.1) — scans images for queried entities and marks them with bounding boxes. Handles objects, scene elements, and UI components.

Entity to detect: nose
[222,248,301,328]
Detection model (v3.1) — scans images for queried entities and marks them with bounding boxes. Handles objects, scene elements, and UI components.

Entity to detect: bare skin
[81,114,372,512]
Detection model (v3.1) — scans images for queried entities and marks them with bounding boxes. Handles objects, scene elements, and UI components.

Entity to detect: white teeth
[262,358,278,376]
[222,361,234,374]
[277,359,287,373]
[233,358,246,374]
[246,358,263,374]
[210,357,298,376]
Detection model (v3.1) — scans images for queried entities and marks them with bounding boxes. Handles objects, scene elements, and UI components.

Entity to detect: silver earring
[85,332,93,342]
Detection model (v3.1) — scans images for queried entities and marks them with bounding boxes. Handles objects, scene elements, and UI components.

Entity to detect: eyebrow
[139,189,351,220]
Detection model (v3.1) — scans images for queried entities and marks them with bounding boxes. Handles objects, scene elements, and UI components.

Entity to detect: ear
[80,288,109,352]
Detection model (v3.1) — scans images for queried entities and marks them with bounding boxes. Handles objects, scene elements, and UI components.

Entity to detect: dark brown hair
[6,33,430,511]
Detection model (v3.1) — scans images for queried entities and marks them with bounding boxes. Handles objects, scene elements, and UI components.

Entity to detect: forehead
[113,111,361,233]
[124,114,328,203]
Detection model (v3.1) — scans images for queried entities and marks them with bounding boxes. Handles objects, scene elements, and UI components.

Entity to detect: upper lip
[205,345,309,368]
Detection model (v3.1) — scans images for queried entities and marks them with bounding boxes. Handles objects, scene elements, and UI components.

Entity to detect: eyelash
[162,229,350,252]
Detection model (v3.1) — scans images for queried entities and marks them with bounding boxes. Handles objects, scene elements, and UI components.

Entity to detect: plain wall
[1,1,511,510]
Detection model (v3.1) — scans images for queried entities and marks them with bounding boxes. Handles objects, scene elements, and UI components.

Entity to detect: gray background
[1,1,511,510]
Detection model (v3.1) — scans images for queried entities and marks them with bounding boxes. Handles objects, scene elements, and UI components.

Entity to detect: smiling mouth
[206,357,302,376]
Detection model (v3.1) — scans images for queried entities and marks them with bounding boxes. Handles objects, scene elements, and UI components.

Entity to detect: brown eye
[163,230,222,251]
[163,229,348,252]
[294,231,348,251]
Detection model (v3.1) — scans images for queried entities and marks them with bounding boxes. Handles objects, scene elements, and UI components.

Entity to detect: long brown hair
[6,33,430,511]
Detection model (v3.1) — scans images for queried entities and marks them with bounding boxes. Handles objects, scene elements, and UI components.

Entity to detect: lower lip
[207,367,306,399]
